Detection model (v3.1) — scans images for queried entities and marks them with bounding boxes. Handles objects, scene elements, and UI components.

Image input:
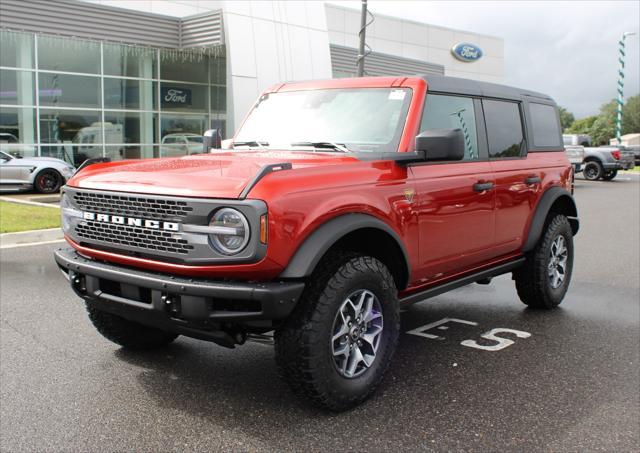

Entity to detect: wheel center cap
[350,326,360,340]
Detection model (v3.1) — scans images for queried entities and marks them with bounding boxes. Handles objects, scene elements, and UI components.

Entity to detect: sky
[329,0,640,119]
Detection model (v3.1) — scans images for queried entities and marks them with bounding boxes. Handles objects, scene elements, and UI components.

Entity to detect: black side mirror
[415,129,465,161]
[203,129,222,152]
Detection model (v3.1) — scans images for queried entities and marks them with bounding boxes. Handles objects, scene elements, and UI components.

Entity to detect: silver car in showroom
[0,150,75,193]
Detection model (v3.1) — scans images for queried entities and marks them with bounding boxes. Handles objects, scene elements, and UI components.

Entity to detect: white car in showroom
[0,149,75,193]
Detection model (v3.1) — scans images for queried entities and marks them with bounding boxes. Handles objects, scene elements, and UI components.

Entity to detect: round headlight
[209,208,250,255]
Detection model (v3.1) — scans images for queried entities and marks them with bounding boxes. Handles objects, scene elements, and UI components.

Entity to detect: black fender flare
[523,187,579,252]
[279,213,411,288]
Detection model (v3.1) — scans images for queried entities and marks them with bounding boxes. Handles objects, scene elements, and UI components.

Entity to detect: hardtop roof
[419,74,554,104]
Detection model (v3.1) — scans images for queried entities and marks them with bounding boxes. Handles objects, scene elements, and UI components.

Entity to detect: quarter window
[530,103,562,147]
[483,99,524,158]
[420,94,479,160]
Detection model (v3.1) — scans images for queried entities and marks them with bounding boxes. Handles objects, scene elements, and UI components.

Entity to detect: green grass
[0,201,60,233]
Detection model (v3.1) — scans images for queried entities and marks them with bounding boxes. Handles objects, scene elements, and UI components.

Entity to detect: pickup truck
[564,145,585,173]
[582,145,635,181]
[55,75,579,411]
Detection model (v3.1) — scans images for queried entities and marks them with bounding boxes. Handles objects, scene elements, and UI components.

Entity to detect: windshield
[234,88,412,153]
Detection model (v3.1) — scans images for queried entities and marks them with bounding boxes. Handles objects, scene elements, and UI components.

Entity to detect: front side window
[483,99,524,158]
[234,88,412,153]
[420,94,479,160]
[530,103,562,147]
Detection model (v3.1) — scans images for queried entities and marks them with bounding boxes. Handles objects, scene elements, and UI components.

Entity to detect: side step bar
[400,257,525,306]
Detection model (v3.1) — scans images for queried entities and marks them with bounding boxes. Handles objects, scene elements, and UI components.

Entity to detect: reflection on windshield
[234,88,412,153]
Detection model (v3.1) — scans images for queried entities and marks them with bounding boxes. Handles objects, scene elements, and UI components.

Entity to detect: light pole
[357,0,373,77]
[616,31,637,145]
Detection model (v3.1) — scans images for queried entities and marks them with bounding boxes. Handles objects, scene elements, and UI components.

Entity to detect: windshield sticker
[388,90,406,100]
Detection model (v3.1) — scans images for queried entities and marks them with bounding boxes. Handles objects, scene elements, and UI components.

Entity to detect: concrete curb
[0,228,64,248]
[0,196,60,208]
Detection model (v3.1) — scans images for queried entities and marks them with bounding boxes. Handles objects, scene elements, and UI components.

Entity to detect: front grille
[73,191,193,220]
[76,221,194,255]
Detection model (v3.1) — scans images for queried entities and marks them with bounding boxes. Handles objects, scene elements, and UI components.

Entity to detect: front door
[410,94,496,282]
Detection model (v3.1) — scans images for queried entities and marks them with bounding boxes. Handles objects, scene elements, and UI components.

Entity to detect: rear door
[410,94,496,280]
[484,99,542,256]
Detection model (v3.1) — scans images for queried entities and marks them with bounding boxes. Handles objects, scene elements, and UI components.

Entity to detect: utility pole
[616,31,637,144]
[356,0,368,77]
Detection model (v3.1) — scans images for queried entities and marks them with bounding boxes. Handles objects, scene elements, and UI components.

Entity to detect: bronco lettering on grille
[82,212,179,231]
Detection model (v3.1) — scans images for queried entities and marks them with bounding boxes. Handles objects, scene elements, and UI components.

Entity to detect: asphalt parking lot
[1,174,638,452]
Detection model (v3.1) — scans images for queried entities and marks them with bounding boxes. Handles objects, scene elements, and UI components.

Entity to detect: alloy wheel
[548,235,568,289]
[331,289,384,378]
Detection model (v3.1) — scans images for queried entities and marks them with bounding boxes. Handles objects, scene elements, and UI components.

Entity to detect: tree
[588,100,617,145]
[558,106,575,131]
[566,115,598,135]
[622,95,640,134]
[590,115,615,145]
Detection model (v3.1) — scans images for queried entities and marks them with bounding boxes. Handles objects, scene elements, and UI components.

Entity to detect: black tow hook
[69,271,86,294]
[161,294,181,316]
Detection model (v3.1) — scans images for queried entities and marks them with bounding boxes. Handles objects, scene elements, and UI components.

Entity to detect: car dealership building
[0,0,504,164]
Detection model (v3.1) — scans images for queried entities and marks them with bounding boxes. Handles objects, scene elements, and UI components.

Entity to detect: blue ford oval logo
[451,42,483,62]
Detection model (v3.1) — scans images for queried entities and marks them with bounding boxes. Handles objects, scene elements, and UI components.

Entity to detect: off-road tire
[514,214,574,309]
[602,169,618,181]
[86,304,178,349]
[583,161,603,181]
[34,168,62,193]
[275,252,400,411]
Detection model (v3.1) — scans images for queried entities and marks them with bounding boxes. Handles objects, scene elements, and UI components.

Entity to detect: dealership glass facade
[0,30,226,165]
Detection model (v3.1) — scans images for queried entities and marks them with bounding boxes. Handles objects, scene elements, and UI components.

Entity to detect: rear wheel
[275,253,399,411]
[602,169,618,181]
[514,214,574,309]
[583,161,603,181]
[86,304,178,349]
[34,168,62,193]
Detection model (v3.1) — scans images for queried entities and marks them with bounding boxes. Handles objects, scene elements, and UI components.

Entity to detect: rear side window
[420,94,479,160]
[483,99,524,158]
[530,103,562,147]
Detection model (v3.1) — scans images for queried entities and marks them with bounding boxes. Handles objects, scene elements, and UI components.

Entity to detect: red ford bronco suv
[55,75,579,411]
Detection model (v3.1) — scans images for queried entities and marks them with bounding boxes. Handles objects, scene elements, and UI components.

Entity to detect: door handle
[473,181,494,192]
[524,176,541,185]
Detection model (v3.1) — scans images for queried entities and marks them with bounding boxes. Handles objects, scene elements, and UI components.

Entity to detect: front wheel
[602,169,618,181]
[275,253,399,411]
[514,214,574,309]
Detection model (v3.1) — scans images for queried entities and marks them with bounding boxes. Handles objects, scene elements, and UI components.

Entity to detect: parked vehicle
[626,144,640,166]
[582,145,635,181]
[564,145,585,173]
[563,133,591,147]
[0,133,37,158]
[0,150,75,193]
[160,133,204,157]
[55,75,579,411]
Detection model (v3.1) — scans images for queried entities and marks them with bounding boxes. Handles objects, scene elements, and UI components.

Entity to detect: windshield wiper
[290,141,349,153]
[232,140,269,149]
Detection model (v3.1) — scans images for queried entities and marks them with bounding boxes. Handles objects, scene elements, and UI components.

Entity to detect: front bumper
[54,247,305,339]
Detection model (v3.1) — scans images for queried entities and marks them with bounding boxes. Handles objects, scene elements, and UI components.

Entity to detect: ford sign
[451,43,483,62]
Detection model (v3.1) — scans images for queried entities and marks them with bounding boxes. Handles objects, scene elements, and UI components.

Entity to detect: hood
[67,151,359,198]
